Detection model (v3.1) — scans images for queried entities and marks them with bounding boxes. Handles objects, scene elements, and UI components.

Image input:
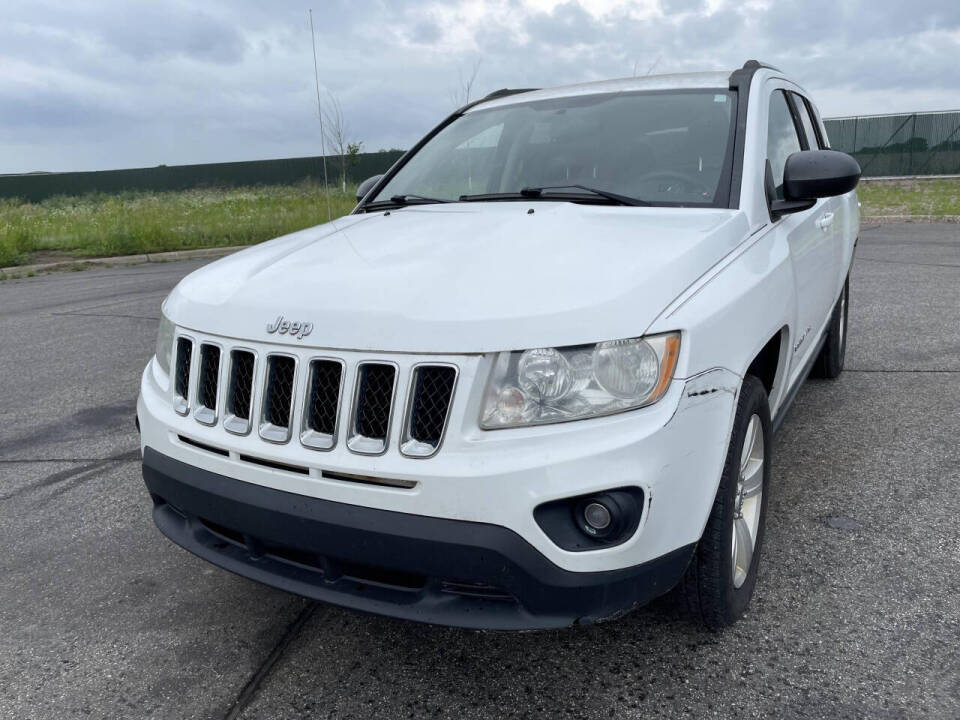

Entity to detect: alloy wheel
[732,414,764,588]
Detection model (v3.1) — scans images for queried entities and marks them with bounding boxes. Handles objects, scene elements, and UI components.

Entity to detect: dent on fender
[668,368,741,423]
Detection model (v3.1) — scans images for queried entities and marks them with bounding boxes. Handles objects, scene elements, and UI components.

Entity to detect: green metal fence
[4,111,959,201]
[824,111,960,177]
[0,150,405,203]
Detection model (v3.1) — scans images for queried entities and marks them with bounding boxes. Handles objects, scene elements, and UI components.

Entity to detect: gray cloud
[1,0,959,173]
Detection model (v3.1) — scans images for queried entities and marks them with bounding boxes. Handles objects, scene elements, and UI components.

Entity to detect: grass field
[1,177,957,269]
[857,178,960,217]
[0,183,357,268]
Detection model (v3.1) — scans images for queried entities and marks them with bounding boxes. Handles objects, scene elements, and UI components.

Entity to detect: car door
[790,91,846,295]
[765,86,836,368]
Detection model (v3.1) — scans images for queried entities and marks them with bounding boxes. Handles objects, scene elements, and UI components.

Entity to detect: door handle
[816,212,835,231]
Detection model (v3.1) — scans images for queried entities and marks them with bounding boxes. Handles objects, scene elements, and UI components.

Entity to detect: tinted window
[804,97,829,148]
[373,90,737,207]
[767,91,803,200]
[791,92,820,150]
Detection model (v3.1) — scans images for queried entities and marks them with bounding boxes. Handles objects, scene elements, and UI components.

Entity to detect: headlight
[155,312,175,377]
[480,332,680,429]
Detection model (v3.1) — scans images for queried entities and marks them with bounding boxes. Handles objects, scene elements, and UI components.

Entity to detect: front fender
[647,225,795,410]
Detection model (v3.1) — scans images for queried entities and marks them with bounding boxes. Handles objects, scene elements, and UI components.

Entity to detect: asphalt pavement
[1,223,958,719]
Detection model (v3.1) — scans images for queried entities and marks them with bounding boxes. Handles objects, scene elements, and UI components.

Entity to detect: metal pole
[309,9,332,222]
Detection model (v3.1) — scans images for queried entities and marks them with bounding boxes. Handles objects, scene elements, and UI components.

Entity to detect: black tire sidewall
[686,375,772,628]
[814,277,849,378]
[723,380,771,619]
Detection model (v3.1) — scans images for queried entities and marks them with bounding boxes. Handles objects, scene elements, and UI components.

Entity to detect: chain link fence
[824,111,960,177]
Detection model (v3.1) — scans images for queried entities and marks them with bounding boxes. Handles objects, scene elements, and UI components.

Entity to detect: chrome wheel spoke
[733,516,753,586]
[740,417,758,473]
[732,412,764,589]
[741,461,763,499]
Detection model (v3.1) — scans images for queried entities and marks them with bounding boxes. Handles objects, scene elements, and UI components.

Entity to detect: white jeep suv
[138,61,860,630]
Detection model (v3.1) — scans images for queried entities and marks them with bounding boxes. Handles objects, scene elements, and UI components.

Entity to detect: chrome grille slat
[224,349,255,435]
[300,359,344,451]
[259,354,297,444]
[347,362,397,455]
[173,337,193,416]
[194,344,221,426]
[401,365,457,458]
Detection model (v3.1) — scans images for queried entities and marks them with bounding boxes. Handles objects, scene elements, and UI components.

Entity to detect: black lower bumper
[142,447,694,630]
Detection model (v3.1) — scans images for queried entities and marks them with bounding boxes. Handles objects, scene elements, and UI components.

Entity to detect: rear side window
[803,97,829,148]
[767,91,803,200]
[790,92,822,150]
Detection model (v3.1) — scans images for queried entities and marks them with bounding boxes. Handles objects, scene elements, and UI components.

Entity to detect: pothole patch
[823,515,863,531]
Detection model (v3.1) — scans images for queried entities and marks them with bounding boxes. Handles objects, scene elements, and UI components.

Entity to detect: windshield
[371,89,737,207]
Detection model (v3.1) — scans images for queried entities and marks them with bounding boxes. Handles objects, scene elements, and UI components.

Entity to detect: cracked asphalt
[1,223,958,719]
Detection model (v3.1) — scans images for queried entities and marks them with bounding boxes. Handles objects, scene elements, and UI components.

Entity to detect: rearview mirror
[356,175,383,203]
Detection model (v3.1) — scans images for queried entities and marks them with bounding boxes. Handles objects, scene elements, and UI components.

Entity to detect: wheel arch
[744,326,791,414]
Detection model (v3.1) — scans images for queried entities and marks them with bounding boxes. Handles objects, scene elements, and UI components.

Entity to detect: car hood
[164,202,748,353]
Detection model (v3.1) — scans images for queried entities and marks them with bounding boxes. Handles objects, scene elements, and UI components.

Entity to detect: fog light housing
[534,487,644,552]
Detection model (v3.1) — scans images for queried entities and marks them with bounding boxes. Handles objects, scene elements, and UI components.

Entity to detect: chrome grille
[348,363,397,455]
[194,344,221,425]
[301,359,344,450]
[259,355,296,443]
[402,365,457,457]
[172,338,459,458]
[224,350,255,435]
[173,337,192,415]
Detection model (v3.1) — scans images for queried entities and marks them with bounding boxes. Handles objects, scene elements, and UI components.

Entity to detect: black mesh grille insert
[227,350,255,421]
[263,355,296,428]
[306,360,343,435]
[409,366,456,447]
[354,364,395,440]
[175,338,192,399]
[197,344,220,410]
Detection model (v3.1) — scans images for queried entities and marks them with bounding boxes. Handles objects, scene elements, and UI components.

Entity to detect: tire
[811,277,849,379]
[681,375,771,630]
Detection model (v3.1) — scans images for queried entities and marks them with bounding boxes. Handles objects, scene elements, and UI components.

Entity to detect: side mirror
[784,150,861,201]
[770,150,861,218]
[356,175,383,203]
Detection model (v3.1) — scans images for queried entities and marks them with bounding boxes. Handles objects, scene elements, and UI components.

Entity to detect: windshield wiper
[520,185,650,206]
[363,194,451,211]
[459,185,648,206]
[391,194,451,204]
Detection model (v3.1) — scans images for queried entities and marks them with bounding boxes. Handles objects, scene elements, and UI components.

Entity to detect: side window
[767,90,803,200]
[790,92,821,150]
[803,97,829,148]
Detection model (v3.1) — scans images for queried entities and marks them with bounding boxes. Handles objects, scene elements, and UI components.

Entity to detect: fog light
[576,496,621,539]
[583,502,611,531]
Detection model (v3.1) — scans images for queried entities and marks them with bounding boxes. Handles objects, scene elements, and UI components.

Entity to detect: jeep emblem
[266,315,313,340]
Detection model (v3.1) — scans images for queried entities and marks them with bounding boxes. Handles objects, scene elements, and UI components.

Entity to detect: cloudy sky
[3,0,959,173]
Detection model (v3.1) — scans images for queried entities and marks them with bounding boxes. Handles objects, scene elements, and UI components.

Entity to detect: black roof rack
[741,59,782,73]
[456,88,539,114]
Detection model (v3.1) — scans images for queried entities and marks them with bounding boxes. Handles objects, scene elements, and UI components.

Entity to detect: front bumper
[143,447,695,630]
[139,347,740,575]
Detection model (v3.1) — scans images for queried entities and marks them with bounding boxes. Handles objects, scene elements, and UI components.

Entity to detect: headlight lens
[155,312,175,377]
[480,332,680,429]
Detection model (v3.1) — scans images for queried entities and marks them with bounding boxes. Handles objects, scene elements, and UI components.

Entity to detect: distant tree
[346,141,364,178]
[449,59,482,108]
[322,91,351,191]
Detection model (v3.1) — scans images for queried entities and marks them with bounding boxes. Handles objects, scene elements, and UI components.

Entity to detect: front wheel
[681,375,771,630]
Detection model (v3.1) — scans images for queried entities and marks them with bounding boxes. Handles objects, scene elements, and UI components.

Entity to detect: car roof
[466,71,736,113]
